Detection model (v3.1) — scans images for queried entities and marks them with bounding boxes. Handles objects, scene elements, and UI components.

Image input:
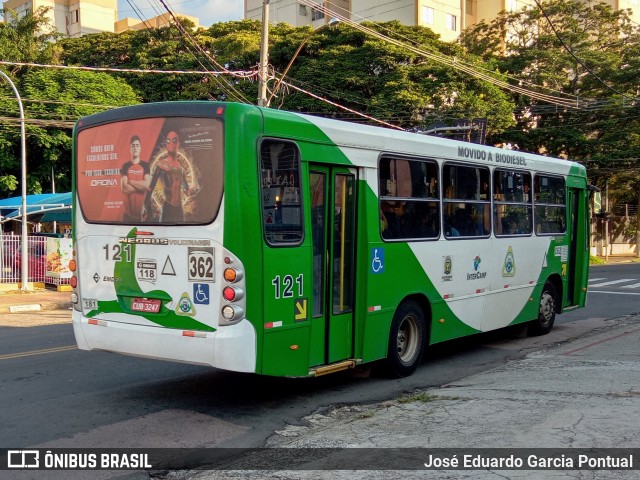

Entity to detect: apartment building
[2,0,200,36]
[245,0,349,28]
[114,12,200,33]
[2,0,117,37]
[245,1,639,42]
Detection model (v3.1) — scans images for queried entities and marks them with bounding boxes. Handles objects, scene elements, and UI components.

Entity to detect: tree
[0,7,61,68]
[460,0,640,255]
[459,1,640,160]
[19,68,139,193]
[265,21,516,132]
[59,19,517,133]
[0,7,61,195]
[0,8,139,196]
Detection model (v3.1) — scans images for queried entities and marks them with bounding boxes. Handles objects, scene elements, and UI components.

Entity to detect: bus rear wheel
[528,281,557,336]
[385,300,427,377]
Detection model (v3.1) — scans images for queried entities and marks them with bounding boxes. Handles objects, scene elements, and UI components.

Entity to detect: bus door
[309,165,357,366]
[567,187,587,307]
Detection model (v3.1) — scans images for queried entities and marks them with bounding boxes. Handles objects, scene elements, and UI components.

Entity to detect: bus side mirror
[591,189,602,215]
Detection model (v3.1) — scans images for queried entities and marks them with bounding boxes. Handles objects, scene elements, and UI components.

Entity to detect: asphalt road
[1,262,639,476]
[561,262,640,322]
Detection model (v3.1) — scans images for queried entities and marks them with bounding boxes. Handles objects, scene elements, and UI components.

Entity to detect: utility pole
[605,180,609,262]
[258,0,270,107]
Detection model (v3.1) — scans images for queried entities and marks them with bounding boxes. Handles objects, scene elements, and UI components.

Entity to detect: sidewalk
[195,314,640,479]
[0,286,71,314]
[594,255,639,264]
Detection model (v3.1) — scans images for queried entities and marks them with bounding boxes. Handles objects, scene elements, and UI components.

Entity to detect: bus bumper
[72,310,256,373]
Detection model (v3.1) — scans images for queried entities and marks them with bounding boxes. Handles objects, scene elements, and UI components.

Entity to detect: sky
[117,0,245,28]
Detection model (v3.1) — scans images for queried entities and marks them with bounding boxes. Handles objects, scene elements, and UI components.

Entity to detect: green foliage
[1,3,638,210]
[19,69,138,193]
[266,21,515,132]
[56,19,518,131]
[0,7,61,68]
[459,0,640,209]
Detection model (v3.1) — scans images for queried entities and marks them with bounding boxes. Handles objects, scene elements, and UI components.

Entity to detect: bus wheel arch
[384,295,430,377]
[528,276,560,336]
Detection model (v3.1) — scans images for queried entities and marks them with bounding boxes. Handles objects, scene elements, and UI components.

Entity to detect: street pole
[0,70,29,290]
[605,180,609,262]
[258,0,270,107]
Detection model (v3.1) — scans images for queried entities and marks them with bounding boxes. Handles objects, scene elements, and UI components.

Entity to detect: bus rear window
[76,117,223,225]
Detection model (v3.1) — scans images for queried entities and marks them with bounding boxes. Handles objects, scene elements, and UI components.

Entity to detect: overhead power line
[154,0,253,103]
[0,60,253,76]
[300,0,593,109]
[334,0,586,103]
[279,79,404,130]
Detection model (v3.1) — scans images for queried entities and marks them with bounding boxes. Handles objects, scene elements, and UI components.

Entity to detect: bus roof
[267,108,587,179]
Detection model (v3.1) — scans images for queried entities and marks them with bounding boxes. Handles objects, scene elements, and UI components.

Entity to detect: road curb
[0,300,71,314]
[8,304,41,313]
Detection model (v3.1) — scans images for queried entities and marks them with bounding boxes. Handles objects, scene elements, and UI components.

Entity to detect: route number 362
[188,248,214,281]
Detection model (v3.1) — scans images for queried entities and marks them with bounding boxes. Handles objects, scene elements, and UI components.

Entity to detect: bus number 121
[272,274,303,299]
[103,243,132,262]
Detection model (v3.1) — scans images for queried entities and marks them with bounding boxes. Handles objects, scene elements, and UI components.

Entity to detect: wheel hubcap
[397,315,419,364]
[539,292,555,325]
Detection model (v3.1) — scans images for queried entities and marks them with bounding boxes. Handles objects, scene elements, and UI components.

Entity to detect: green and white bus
[71,102,590,378]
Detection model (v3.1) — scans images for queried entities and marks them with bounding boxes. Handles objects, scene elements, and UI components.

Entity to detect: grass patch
[357,411,375,419]
[397,392,439,404]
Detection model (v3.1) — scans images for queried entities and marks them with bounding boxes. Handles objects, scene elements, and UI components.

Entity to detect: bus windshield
[76,116,223,225]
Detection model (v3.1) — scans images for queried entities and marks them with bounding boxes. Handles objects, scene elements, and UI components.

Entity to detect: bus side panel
[261,246,313,377]
[221,105,266,374]
[359,182,479,363]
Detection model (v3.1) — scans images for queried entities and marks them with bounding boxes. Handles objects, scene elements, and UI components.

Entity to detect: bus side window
[379,157,440,241]
[443,163,490,239]
[494,169,532,237]
[260,139,303,245]
[534,174,566,235]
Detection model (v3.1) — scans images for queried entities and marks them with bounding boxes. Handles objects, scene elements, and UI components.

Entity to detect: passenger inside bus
[446,208,473,237]
[381,201,400,239]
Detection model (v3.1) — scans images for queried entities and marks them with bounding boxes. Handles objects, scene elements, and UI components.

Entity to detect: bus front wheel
[385,300,427,377]
[528,281,557,336]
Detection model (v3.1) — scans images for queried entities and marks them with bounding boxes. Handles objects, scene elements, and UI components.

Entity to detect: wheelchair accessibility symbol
[370,248,385,274]
[193,283,210,305]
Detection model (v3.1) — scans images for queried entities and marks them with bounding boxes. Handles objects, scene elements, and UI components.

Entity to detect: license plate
[131,298,161,313]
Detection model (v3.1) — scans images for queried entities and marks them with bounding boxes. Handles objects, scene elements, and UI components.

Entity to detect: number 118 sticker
[188,247,215,282]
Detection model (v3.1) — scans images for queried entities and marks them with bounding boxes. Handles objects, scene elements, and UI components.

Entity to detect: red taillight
[70,276,78,288]
[223,287,236,301]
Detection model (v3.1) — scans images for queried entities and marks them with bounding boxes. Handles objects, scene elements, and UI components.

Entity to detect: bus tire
[528,281,557,336]
[385,300,427,377]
